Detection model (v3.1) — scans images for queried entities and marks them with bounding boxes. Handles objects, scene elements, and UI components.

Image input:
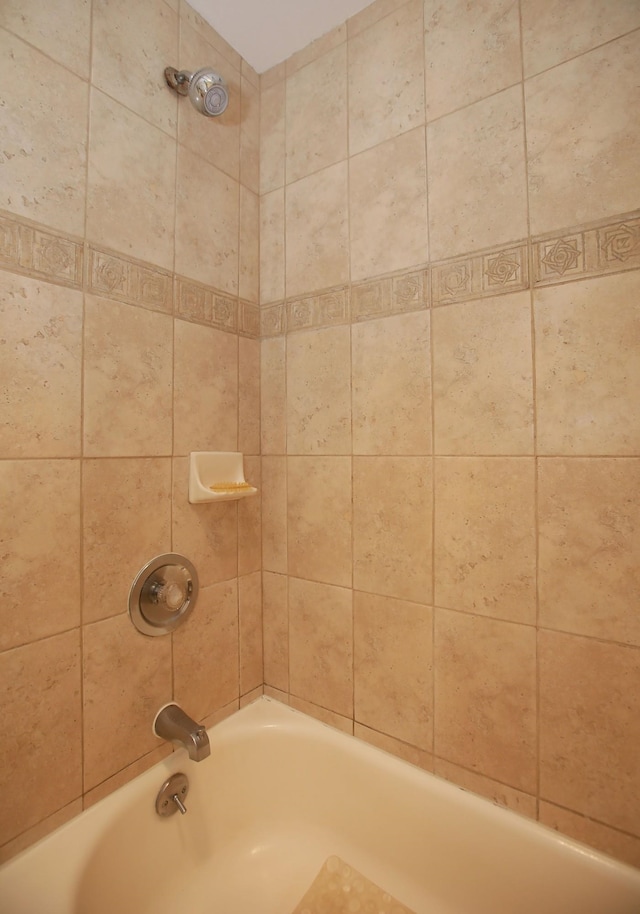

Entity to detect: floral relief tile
[434,458,536,624]
[0,33,88,236]
[348,0,425,155]
[353,457,432,604]
[285,43,347,183]
[521,0,640,77]
[287,456,352,588]
[285,162,349,298]
[538,458,640,647]
[92,0,178,136]
[83,295,173,457]
[428,86,527,261]
[83,614,172,789]
[434,609,537,793]
[0,270,82,458]
[432,292,534,455]
[349,128,428,282]
[354,592,433,749]
[0,632,81,846]
[176,145,239,294]
[539,630,640,836]
[526,32,640,236]
[82,458,172,625]
[286,325,351,455]
[424,0,521,122]
[173,579,239,720]
[87,90,175,271]
[289,577,353,718]
[534,271,640,455]
[263,571,289,691]
[352,310,431,455]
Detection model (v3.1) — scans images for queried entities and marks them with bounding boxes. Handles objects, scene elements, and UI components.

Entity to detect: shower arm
[164,67,190,96]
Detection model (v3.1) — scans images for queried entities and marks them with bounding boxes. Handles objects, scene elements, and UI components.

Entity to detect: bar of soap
[209,481,253,492]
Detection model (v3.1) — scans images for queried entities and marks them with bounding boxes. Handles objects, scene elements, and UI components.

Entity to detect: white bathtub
[1,697,639,914]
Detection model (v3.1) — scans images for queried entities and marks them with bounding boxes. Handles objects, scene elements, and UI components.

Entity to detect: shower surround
[0,0,639,872]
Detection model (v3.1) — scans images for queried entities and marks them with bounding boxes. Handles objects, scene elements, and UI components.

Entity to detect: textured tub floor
[292,855,417,914]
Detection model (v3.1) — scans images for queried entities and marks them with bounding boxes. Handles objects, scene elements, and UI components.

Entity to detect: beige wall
[260,0,640,867]
[0,0,262,861]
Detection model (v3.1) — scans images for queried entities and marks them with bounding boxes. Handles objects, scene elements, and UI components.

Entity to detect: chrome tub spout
[153,703,210,762]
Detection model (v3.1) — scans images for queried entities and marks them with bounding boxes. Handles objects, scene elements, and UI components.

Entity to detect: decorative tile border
[0,212,83,289]
[432,243,528,307]
[352,268,429,322]
[533,212,640,287]
[287,285,351,332]
[261,302,286,337]
[0,210,260,339]
[87,247,173,313]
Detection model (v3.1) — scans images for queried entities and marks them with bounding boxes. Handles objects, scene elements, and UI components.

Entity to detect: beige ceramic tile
[0,460,80,652]
[428,86,527,261]
[286,23,346,76]
[424,0,521,122]
[264,685,289,703]
[286,325,351,455]
[435,609,537,792]
[83,295,173,457]
[239,336,260,455]
[287,456,352,587]
[261,456,288,573]
[239,571,263,694]
[0,271,82,458]
[539,458,640,646]
[173,318,238,455]
[354,592,433,748]
[178,22,240,180]
[239,187,259,303]
[260,80,285,193]
[539,630,640,836]
[526,32,640,236]
[202,698,239,730]
[434,758,537,819]
[173,579,239,719]
[534,271,640,456]
[539,802,640,870]
[285,162,349,297]
[261,336,287,454]
[348,0,409,38]
[83,614,172,789]
[435,458,536,622]
[263,571,289,691]
[240,685,263,707]
[175,145,239,294]
[240,75,260,193]
[260,189,285,304]
[238,456,261,575]
[349,0,425,155]
[289,577,353,718]
[172,457,238,587]
[289,697,353,735]
[353,457,432,604]
[0,0,90,78]
[0,460,80,650]
[82,458,172,624]
[0,33,88,235]
[261,61,286,91]
[354,724,433,771]
[0,800,83,866]
[83,743,171,809]
[92,0,178,136]
[521,0,640,77]
[0,632,81,846]
[87,90,175,270]
[352,311,431,455]
[349,128,428,282]
[432,292,534,455]
[286,44,347,183]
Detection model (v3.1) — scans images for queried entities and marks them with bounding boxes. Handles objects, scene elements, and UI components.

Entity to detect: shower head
[164,66,229,117]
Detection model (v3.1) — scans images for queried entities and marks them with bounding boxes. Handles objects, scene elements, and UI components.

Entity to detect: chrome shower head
[164,66,229,117]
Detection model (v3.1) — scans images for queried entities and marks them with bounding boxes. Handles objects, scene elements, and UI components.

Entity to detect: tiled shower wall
[259,0,640,866]
[0,0,262,861]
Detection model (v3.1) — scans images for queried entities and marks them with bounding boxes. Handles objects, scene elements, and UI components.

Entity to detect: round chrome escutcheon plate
[128,553,199,636]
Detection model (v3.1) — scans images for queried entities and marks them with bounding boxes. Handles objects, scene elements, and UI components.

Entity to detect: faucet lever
[153,703,211,762]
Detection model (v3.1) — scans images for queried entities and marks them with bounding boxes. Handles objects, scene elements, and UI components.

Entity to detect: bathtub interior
[2,697,640,914]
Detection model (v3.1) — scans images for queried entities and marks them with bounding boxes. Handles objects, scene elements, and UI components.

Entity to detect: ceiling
[188,0,375,74]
